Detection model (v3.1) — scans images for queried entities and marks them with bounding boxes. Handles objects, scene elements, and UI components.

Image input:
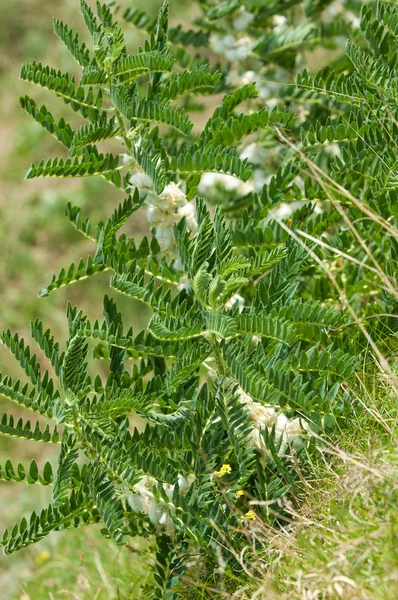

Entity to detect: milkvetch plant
[2,0,397,597]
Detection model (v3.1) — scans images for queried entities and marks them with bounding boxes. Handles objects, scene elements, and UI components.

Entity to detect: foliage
[0,0,397,598]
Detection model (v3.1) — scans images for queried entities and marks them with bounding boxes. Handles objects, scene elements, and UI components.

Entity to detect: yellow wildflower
[235,489,244,498]
[215,463,232,477]
[35,550,50,564]
[244,510,257,521]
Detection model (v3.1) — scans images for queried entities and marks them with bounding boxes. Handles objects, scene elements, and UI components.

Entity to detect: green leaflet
[0,413,60,444]
[0,459,53,486]
[19,96,73,148]
[20,62,103,119]
[53,18,91,67]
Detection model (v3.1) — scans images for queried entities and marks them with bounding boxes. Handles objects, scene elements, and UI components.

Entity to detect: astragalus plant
[1,0,396,597]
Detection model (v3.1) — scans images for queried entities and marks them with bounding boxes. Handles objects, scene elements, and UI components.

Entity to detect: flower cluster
[127,473,195,534]
[232,7,255,31]
[147,182,197,254]
[210,34,254,61]
[198,144,270,198]
[238,388,311,458]
[127,164,198,255]
[214,463,232,478]
[198,172,254,197]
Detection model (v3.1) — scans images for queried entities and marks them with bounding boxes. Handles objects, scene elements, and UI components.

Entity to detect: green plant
[1,0,397,598]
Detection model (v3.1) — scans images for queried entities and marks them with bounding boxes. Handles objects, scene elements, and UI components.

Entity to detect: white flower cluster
[233,7,255,31]
[226,68,284,110]
[127,473,195,533]
[198,172,254,197]
[238,388,311,458]
[198,161,268,199]
[127,163,198,255]
[210,33,254,61]
[147,182,197,254]
[325,4,360,29]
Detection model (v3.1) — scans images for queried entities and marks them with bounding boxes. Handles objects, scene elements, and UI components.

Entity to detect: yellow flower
[235,489,244,498]
[35,550,50,564]
[215,463,232,477]
[244,510,257,521]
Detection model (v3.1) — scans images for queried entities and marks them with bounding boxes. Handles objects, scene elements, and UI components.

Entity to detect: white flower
[233,8,255,31]
[127,493,146,514]
[326,4,340,18]
[145,184,197,254]
[155,225,175,252]
[324,143,342,158]
[127,476,156,515]
[237,387,311,458]
[158,511,174,533]
[346,12,360,29]
[122,153,133,165]
[266,97,279,110]
[225,69,241,88]
[240,70,256,85]
[159,182,187,209]
[177,275,191,292]
[272,15,287,32]
[225,37,254,61]
[129,170,153,189]
[225,294,245,312]
[148,498,162,525]
[178,473,195,494]
[240,143,267,165]
[226,70,269,101]
[210,34,254,62]
[258,87,271,100]
[178,201,198,233]
[242,395,277,428]
[266,202,295,220]
[210,34,236,54]
[178,202,195,220]
[198,172,253,196]
[127,473,194,533]
[147,205,162,226]
[283,417,307,449]
[164,482,175,500]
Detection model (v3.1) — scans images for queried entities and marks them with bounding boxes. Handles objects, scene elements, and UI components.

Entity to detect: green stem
[210,335,227,378]
[114,107,133,154]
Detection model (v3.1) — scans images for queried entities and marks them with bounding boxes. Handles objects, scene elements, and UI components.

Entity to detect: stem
[210,335,227,378]
[114,107,134,154]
